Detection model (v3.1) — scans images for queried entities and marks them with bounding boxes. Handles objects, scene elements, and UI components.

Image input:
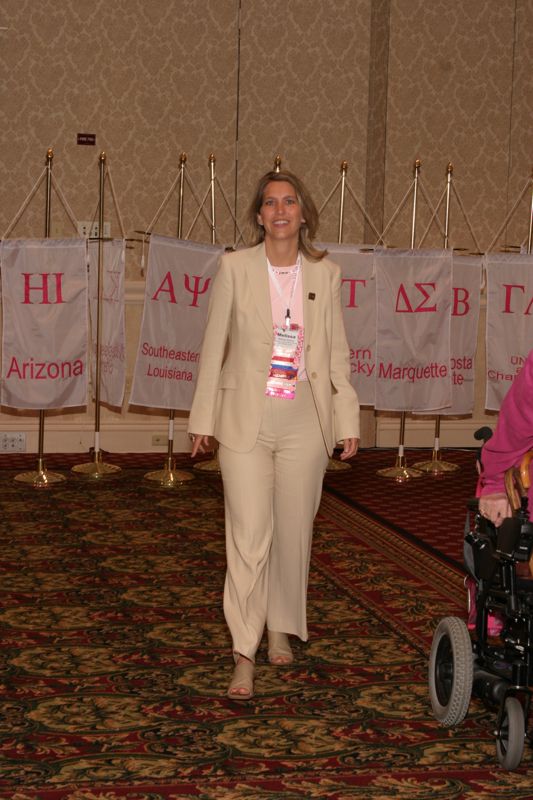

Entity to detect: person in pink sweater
[478,348,533,526]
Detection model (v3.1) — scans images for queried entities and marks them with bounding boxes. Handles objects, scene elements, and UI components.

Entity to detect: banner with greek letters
[0,238,88,409]
[374,248,453,411]
[322,243,376,406]
[88,239,126,407]
[130,235,224,410]
[413,253,482,416]
[484,252,533,410]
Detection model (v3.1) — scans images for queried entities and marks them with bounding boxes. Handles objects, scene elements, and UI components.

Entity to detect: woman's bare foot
[267,631,294,665]
[227,656,254,699]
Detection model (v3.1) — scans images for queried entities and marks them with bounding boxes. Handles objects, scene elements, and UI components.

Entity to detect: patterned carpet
[0,449,532,798]
[324,447,480,569]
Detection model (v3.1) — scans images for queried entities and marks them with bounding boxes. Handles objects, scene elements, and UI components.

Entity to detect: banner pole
[72,152,120,478]
[177,151,186,239]
[145,151,194,487]
[209,153,216,245]
[444,161,452,250]
[327,161,352,473]
[523,171,532,464]
[377,159,423,482]
[413,162,460,475]
[337,160,348,244]
[15,149,66,487]
[194,154,221,474]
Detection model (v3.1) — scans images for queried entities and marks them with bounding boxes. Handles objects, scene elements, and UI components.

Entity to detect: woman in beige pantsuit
[189,170,360,699]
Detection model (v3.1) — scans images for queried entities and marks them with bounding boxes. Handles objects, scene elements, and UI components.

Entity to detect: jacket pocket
[219,371,238,389]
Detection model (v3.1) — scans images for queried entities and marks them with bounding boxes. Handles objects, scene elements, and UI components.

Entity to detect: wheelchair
[429,450,533,769]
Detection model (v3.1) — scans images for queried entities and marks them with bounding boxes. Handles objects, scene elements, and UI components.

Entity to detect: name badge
[265,324,304,400]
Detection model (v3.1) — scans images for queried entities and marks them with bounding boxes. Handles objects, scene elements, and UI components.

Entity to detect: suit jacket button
[311,372,317,379]
[306,345,311,351]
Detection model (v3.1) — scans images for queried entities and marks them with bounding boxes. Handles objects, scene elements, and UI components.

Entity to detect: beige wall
[0,1,530,453]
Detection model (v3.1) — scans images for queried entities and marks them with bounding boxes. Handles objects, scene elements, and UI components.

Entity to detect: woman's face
[257,181,305,245]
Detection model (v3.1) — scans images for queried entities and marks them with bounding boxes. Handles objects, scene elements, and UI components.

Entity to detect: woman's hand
[478,492,512,527]
[190,434,215,458]
[339,437,359,461]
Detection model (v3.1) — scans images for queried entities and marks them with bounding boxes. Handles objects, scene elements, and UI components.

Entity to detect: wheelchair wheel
[496,696,525,770]
[429,616,473,726]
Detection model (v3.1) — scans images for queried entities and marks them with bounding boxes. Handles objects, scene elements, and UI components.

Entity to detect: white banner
[323,243,376,406]
[88,239,126,408]
[419,253,482,416]
[0,238,88,409]
[484,252,533,410]
[130,235,224,410]
[374,248,453,411]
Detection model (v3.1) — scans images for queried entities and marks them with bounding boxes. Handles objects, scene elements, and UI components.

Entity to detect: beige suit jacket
[187,242,360,455]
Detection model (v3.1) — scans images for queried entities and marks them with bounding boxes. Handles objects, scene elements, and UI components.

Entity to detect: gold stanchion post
[15,149,66,487]
[72,152,120,478]
[413,162,460,475]
[376,412,421,482]
[377,160,423,481]
[194,153,221,475]
[145,152,194,486]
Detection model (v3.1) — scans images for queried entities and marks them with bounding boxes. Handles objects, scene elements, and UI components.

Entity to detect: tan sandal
[267,631,294,665]
[227,657,254,700]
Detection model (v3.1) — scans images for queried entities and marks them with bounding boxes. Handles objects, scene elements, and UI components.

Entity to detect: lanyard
[267,254,301,329]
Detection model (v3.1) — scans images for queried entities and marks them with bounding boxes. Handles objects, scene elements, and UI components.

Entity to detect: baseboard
[375,415,496,448]
[0,418,192,454]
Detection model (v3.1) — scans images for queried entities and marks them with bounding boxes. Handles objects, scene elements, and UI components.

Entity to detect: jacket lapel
[302,255,317,342]
[246,242,273,338]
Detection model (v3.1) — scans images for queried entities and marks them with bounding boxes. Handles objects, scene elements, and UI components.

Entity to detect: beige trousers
[218,381,329,662]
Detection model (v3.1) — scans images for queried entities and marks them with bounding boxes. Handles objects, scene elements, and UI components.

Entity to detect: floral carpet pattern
[0,450,532,798]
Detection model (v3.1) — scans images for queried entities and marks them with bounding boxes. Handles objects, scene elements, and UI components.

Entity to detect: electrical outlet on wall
[77,221,111,238]
[0,432,26,452]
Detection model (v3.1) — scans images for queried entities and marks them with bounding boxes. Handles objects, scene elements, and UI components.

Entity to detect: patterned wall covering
[363,0,391,242]
[0,0,531,449]
[508,0,533,248]
[236,0,371,246]
[2,0,530,261]
[0,0,239,257]
[383,0,532,252]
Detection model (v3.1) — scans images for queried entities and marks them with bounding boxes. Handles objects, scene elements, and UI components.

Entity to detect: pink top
[268,262,307,380]
[478,348,533,513]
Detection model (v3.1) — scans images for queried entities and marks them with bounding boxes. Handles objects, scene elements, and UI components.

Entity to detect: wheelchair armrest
[520,451,532,491]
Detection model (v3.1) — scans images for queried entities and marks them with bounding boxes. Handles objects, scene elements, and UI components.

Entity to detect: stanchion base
[326,457,351,472]
[72,456,121,479]
[144,462,194,487]
[193,456,220,474]
[377,455,423,482]
[411,455,460,475]
[14,468,66,487]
